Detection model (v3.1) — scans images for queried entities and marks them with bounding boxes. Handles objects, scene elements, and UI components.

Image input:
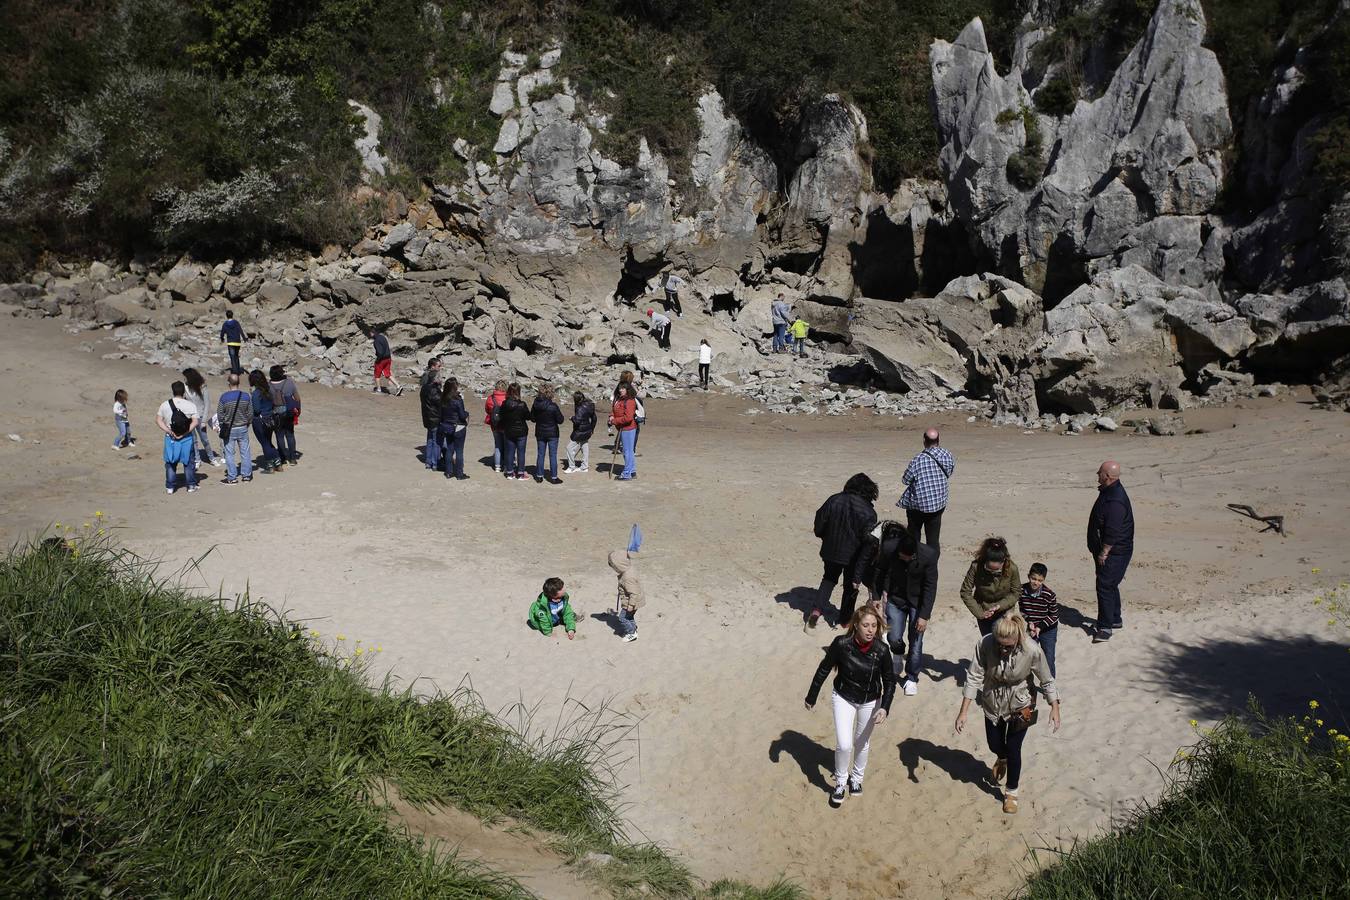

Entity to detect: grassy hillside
[0,534,799,899]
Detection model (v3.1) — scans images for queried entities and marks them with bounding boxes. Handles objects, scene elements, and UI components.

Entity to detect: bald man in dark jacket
[1088,459,1134,642]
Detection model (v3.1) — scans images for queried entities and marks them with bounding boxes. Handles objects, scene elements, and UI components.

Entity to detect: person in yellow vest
[789,318,809,357]
[220,310,249,375]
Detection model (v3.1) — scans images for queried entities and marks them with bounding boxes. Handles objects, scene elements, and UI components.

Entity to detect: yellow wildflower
[1312,567,1321,574]
[354,648,364,656]
[336,634,346,641]
[95,511,103,518]
[1310,700,1320,710]
[309,630,320,638]
[1189,719,1198,727]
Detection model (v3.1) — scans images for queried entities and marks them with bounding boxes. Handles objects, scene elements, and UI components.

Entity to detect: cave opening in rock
[707,292,740,316]
[850,208,915,300]
[827,359,880,390]
[614,246,667,305]
[1041,234,1088,308]
[509,337,541,355]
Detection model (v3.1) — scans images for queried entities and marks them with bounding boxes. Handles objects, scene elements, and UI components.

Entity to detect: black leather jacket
[806,634,896,712]
[419,376,442,429]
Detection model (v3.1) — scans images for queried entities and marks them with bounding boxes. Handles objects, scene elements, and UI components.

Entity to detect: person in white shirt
[698,339,713,390]
[156,381,200,494]
[646,309,671,349]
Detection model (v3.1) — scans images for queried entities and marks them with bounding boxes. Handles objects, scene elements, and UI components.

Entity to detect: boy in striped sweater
[1018,562,1059,682]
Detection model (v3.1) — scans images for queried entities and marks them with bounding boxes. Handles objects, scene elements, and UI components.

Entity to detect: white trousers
[831,691,878,785]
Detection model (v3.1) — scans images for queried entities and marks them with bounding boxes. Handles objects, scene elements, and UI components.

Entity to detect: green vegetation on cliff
[1,0,1345,277]
[0,536,799,899]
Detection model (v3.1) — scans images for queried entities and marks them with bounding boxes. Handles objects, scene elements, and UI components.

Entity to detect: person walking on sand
[646,309,672,350]
[157,381,199,495]
[875,528,939,696]
[897,428,955,555]
[609,383,639,481]
[216,372,254,485]
[268,365,301,466]
[419,358,444,471]
[531,384,565,484]
[811,473,879,628]
[493,382,530,481]
[805,606,896,808]
[438,377,469,480]
[181,368,223,468]
[960,537,1021,636]
[1088,459,1134,643]
[697,339,713,390]
[954,611,1061,814]
[771,293,792,353]
[564,391,596,474]
[663,271,686,318]
[248,370,281,473]
[485,379,508,473]
[220,309,248,375]
[371,330,403,395]
[608,527,645,642]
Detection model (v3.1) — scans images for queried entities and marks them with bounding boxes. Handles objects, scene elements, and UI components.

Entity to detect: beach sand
[3,315,1349,899]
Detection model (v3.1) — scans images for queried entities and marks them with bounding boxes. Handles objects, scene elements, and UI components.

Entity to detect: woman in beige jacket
[954,612,1061,814]
[959,536,1021,637]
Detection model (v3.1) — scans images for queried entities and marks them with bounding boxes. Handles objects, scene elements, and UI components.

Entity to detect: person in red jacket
[484,379,507,473]
[609,383,638,481]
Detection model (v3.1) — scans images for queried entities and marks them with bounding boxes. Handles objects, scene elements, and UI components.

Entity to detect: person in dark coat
[419,358,443,471]
[564,392,597,474]
[876,528,939,694]
[530,385,565,483]
[493,383,531,481]
[437,377,469,479]
[1088,459,1134,643]
[811,473,879,628]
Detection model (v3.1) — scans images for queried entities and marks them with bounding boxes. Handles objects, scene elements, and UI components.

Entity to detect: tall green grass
[0,537,800,899]
[1021,709,1350,899]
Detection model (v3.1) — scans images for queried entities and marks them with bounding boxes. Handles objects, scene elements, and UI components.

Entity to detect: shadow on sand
[769,729,833,793]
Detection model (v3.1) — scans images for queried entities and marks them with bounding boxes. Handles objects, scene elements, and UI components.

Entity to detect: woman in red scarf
[805,606,896,807]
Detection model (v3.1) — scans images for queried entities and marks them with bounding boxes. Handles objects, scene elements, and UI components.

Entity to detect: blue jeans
[536,437,559,480]
[227,345,242,374]
[165,455,197,491]
[1033,625,1058,678]
[424,427,441,470]
[1095,551,1131,631]
[505,435,527,474]
[274,422,297,463]
[252,419,278,466]
[619,428,637,478]
[193,425,218,463]
[224,425,252,480]
[772,322,787,351]
[492,430,505,469]
[794,337,805,355]
[115,420,129,447]
[885,603,925,682]
[441,425,466,477]
[618,607,637,635]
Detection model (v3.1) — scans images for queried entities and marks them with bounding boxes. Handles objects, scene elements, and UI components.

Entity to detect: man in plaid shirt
[897,428,955,555]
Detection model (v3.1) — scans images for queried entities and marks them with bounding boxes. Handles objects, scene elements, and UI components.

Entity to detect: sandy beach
[3,315,1349,899]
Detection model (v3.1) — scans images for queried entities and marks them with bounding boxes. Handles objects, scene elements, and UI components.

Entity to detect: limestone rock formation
[932,0,1231,299]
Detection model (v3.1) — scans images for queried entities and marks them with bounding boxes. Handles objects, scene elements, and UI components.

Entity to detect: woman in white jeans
[804,606,896,807]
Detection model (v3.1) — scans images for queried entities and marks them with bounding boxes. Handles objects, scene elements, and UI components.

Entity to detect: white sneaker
[493,465,501,472]
[622,633,638,643]
[166,487,175,495]
[187,485,199,493]
[577,466,589,473]
[903,680,918,696]
[210,458,224,467]
[113,444,123,450]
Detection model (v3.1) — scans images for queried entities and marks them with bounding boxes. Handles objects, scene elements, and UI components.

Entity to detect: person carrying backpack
[268,365,301,466]
[157,380,200,495]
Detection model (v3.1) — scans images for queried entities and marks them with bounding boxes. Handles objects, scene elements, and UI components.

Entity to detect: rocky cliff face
[4,1,1346,428]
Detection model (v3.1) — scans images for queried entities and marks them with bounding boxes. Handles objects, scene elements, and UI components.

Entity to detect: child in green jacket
[528,577,576,639]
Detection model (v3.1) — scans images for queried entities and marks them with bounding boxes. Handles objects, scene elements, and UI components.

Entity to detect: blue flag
[627,524,643,554]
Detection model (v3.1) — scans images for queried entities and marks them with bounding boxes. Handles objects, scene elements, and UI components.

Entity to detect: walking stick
[609,429,619,479]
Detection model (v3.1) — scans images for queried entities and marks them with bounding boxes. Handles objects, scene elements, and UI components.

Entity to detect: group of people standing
[145,364,301,494]
[804,429,1135,813]
[417,363,647,482]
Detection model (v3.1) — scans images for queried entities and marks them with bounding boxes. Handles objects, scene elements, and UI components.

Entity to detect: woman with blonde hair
[954,611,1061,814]
[804,605,896,808]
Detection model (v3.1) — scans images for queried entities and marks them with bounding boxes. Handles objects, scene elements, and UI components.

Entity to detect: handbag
[1008,705,1039,732]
